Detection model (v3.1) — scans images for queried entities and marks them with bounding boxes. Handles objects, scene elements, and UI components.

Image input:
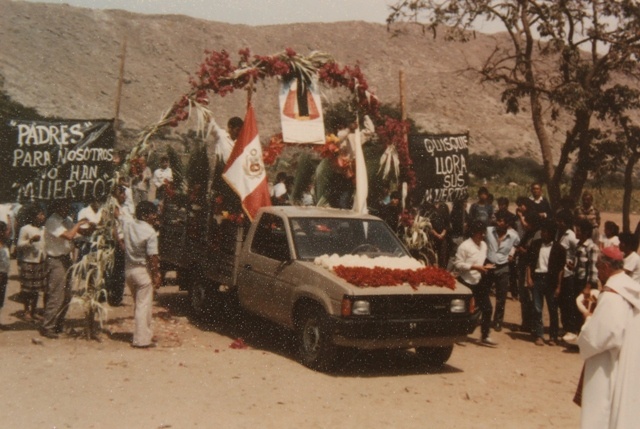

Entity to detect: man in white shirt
[119,177,136,218]
[123,201,161,348]
[528,182,553,220]
[454,220,497,346]
[211,116,244,165]
[152,156,173,202]
[619,232,640,284]
[40,200,88,339]
[271,172,288,205]
[556,210,581,342]
[76,197,102,260]
[525,221,566,346]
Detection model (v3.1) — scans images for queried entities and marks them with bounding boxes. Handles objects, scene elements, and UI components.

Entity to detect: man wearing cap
[577,246,640,428]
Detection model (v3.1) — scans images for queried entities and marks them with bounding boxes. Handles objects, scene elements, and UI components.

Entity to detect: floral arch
[126,48,416,205]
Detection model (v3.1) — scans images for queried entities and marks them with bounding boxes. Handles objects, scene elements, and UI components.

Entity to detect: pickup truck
[159,204,479,370]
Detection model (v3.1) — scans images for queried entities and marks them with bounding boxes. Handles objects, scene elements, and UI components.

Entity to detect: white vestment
[578,272,640,429]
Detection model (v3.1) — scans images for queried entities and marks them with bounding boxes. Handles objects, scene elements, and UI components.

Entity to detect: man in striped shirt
[573,219,600,300]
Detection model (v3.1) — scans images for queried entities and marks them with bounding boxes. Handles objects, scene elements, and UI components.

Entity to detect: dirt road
[0,254,583,429]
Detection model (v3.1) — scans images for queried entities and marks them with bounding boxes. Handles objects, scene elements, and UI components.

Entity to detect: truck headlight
[352,300,371,315]
[450,299,466,313]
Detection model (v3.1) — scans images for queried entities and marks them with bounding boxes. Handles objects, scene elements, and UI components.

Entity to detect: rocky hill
[1,0,547,158]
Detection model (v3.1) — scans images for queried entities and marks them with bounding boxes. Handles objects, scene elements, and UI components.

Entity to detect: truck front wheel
[415,345,454,368]
[297,308,337,371]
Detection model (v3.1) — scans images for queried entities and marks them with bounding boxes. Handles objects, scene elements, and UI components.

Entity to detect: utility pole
[113,36,127,132]
[399,69,406,121]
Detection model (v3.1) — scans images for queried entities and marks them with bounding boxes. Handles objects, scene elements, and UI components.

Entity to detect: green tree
[166,145,185,192]
[186,143,210,202]
[591,87,640,231]
[387,0,640,209]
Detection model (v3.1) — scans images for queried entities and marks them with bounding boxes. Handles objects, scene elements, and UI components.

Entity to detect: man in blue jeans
[483,211,520,332]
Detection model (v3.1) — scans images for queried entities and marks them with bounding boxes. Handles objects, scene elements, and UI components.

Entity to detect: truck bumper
[328,310,480,350]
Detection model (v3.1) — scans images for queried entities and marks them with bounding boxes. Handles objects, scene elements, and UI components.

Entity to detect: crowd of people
[380,182,639,429]
[389,183,640,351]
[0,149,175,347]
[0,194,161,348]
[1,169,639,426]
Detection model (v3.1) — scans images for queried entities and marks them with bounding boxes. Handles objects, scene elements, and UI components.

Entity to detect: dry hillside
[1,0,553,158]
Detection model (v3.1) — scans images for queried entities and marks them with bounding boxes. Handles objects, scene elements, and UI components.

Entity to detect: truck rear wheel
[297,307,337,371]
[415,345,454,367]
[189,274,212,318]
[176,267,191,291]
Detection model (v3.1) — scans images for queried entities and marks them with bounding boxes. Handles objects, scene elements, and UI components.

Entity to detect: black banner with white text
[0,119,116,203]
[408,133,469,203]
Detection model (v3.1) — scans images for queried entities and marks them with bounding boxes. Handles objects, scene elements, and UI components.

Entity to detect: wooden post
[399,70,408,200]
[113,37,127,132]
[246,75,254,107]
[399,69,406,121]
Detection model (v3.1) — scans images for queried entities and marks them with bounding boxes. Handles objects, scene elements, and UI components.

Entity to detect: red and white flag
[223,103,271,220]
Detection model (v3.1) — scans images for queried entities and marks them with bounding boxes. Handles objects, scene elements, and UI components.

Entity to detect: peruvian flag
[222,103,272,220]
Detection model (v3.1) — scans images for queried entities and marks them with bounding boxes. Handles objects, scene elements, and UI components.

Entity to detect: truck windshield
[289,218,410,261]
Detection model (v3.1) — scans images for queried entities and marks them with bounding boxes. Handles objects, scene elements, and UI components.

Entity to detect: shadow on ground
[151,286,464,377]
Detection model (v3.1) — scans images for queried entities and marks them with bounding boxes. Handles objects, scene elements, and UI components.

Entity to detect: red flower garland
[164,48,415,188]
[263,133,286,166]
[332,265,456,290]
[129,156,145,176]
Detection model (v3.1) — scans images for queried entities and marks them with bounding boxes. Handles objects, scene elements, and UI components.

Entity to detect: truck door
[238,213,296,324]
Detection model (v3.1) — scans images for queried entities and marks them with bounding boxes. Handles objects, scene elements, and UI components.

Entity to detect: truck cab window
[251,214,291,261]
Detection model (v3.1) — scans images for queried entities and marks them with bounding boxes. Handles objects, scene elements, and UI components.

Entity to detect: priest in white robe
[578,246,640,429]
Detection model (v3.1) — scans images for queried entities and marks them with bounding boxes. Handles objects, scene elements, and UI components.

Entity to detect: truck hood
[292,260,472,297]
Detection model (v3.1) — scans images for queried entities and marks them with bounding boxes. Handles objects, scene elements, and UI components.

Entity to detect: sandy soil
[0,212,634,429]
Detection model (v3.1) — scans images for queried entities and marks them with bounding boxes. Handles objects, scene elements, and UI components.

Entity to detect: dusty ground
[1,212,634,429]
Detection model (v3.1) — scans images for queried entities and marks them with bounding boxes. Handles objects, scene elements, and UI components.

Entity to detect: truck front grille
[366,295,464,319]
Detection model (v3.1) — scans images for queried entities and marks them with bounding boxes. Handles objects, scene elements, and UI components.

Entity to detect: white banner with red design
[279,77,325,144]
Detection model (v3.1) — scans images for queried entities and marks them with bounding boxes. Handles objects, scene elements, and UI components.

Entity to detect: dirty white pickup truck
[160,205,479,370]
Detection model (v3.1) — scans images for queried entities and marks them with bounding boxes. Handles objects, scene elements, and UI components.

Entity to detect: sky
[23,0,504,32]
[24,0,396,26]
